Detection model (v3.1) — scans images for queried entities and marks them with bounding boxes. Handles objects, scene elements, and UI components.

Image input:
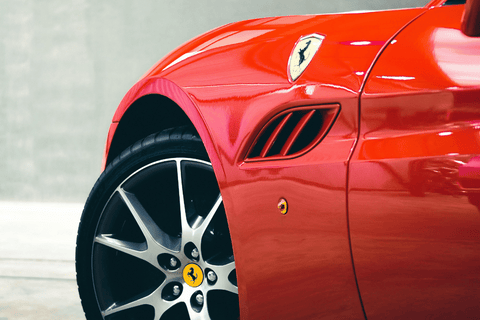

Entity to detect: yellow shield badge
[288,34,325,82]
[183,264,204,287]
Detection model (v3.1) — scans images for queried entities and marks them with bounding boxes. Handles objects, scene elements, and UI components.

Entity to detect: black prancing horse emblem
[298,40,312,66]
[187,267,198,283]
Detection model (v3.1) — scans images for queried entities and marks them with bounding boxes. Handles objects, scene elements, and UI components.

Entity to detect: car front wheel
[76,127,239,320]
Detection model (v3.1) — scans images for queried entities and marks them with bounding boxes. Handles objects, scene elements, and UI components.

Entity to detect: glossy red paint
[100,3,480,320]
[350,4,480,319]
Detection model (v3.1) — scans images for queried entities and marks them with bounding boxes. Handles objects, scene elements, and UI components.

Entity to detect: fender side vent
[245,104,340,162]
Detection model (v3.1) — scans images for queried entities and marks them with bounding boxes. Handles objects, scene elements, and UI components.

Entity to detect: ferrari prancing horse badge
[288,34,325,82]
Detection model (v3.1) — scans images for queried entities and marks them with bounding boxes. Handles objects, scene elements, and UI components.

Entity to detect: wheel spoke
[95,234,147,261]
[118,188,180,252]
[102,295,152,317]
[211,278,238,295]
[176,159,192,243]
[187,295,210,320]
[208,260,238,294]
[192,195,223,244]
[152,298,177,320]
[100,286,148,316]
[101,284,178,319]
[187,309,210,320]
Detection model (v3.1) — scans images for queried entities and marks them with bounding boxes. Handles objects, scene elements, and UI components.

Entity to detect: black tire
[76,127,239,320]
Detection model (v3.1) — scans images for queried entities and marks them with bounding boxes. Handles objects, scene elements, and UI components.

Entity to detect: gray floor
[0,202,85,319]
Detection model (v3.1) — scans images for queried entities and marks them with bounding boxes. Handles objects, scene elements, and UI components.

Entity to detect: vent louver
[245,105,340,162]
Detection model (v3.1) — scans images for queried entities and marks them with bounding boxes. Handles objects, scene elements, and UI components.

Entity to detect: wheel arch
[104,77,226,186]
[106,94,195,165]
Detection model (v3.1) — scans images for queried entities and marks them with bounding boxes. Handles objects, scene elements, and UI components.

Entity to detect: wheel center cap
[183,263,203,287]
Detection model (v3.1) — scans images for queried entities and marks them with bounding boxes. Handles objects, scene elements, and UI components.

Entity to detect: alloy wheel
[91,158,238,320]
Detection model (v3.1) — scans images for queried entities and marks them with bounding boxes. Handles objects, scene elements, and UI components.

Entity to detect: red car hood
[141,8,427,89]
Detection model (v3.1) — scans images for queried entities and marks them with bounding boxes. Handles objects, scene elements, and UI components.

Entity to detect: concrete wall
[0,0,429,202]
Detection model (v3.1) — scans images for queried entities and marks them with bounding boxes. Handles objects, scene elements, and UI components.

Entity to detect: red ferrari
[76,0,480,319]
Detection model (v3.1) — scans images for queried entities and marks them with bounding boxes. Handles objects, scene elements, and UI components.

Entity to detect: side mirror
[462,0,480,36]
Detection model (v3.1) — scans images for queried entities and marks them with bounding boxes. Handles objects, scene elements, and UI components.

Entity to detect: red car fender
[105,7,430,172]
